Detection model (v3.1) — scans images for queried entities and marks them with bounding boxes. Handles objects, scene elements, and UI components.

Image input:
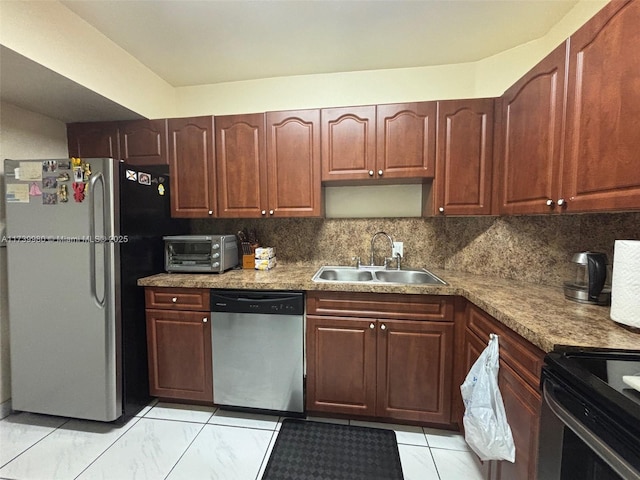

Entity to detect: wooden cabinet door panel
[562,0,640,212]
[377,319,453,423]
[376,102,436,179]
[67,122,120,159]
[215,113,267,218]
[168,116,216,217]
[435,99,494,215]
[120,119,168,166]
[496,42,567,215]
[496,360,541,480]
[266,110,321,217]
[321,106,376,181]
[306,315,377,416]
[146,309,213,402]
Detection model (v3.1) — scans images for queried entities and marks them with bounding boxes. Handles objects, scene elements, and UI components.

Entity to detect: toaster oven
[164,235,238,273]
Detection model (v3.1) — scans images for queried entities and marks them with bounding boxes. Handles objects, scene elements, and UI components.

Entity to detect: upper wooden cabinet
[432,98,495,216]
[266,110,322,217]
[67,121,120,159]
[215,113,267,218]
[561,0,640,212]
[168,116,216,218]
[321,103,436,182]
[119,119,169,166]
[216,111,322,218]
[495,42,567,215]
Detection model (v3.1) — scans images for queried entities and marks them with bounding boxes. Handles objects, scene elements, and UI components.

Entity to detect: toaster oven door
[166,240,213,271]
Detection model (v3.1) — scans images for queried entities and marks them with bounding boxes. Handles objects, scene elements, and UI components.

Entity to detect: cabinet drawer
[467,303,544,390]
[307,291,453,321]
[145,287,210,311]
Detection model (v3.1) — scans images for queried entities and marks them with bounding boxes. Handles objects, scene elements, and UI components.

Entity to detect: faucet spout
[370,231,394,267]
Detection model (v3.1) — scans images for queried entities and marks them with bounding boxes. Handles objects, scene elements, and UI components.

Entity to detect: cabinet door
[215,113,268,218]
[496,42,567,215]
[67,122,119,159]
[145,309,213,402]
[168,116,216,218]
[306,315,377,417]
[119,119,168,166]
[495,360,541,480]
[321,106,376,181]
[434,99,494,215]
[376,102,436,179]
[266,110,322,217]
[377,319,454,424]
[562,0,640,212]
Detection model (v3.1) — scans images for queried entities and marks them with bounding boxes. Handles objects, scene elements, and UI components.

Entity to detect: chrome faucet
[369,231,394,268]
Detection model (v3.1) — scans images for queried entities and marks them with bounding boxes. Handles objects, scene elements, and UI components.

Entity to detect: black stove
[539,348,640,480]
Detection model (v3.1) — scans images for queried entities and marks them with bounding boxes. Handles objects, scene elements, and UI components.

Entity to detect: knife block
[242,243,259,269]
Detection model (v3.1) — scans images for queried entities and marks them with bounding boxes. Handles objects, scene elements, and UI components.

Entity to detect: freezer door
[4,158,121,421]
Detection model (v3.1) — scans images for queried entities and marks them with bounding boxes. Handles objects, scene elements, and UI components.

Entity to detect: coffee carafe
[563,252,611,305]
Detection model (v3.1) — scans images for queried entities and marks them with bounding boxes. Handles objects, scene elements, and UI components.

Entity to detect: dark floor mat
[261,418,404,480]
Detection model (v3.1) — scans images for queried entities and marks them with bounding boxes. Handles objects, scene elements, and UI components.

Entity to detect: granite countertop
[138,264,640,353]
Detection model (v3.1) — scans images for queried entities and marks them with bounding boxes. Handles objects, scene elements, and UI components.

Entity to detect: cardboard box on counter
[255,257,277,270]
[255,247,275,259]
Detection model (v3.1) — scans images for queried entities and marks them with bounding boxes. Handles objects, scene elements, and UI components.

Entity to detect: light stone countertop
[138,263,640,353]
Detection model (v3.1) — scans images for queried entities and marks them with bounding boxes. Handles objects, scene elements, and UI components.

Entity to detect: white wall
[0,101,69,415]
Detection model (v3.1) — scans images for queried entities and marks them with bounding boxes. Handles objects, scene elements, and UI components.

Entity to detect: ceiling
[1,0,580,122]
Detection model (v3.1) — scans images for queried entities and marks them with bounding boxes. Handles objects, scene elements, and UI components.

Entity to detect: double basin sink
[312,266,447,285]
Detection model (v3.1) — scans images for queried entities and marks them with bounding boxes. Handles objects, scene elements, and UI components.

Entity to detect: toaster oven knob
[212,253,220,259]
[212,262,220,268]
[212,243,220,249]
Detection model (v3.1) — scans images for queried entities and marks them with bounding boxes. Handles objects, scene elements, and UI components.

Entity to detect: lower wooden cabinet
[306,292,454,425]
[144,288,213,403]
[460,304,545,480]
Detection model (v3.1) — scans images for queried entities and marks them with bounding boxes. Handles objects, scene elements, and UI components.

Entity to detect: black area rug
[261,419,404,480]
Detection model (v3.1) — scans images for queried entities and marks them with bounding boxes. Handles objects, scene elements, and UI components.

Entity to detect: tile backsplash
[192,212,640,287]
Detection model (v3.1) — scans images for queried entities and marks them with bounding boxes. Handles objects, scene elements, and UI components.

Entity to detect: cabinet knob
[203,317,208,323]
[438,207,445,214]
[546,199,555,207]
[172,297,177,303]
[368,170,374,176]
[557,198,566,207]
[378,169,383,176]
[261,210,266,215]
[269,209,274,215]
[369,323,375,329]
[380,324,387,331]
[208,210,213,215]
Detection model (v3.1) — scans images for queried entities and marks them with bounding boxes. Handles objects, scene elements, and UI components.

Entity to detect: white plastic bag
[460,334,515,462]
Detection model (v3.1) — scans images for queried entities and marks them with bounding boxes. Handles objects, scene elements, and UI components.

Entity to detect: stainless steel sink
[312,266,446,285]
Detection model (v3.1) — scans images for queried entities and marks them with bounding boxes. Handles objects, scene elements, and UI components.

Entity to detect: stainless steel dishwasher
[210,290,304,414]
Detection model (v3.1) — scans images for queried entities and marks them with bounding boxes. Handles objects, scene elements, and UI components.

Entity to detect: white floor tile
[76,418,203,480]
[0,412,67,466]
[256,431,279,479]
[135,399,159,418]
[144,402,216,423]
[423,427,470,451]
[397,444,440,480]
[208,409,279,430]
[431,448,486,480]
[349,420,428,447]
[166,424,273,480]
[0,417,139,480]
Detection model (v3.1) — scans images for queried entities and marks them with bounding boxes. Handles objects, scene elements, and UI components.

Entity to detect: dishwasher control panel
[210,290,304,315]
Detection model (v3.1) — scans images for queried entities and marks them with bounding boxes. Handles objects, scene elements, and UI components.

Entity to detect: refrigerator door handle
[88,172,106,308]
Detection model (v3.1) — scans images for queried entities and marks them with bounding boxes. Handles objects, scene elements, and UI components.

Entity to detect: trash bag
[460,334,516,462]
